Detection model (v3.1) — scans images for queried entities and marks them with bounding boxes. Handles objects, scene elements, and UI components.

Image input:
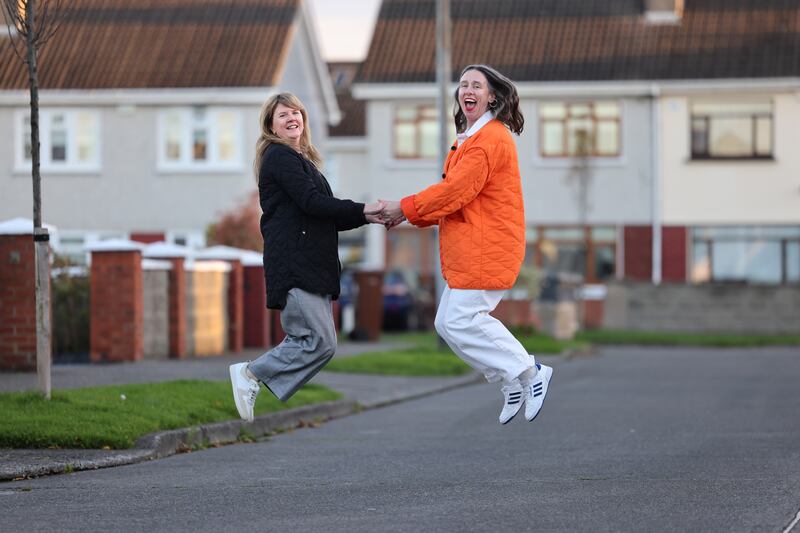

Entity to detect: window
[158,107,242,170]
[16,109,101,171]
[690,100,773,159]
[691,226,800,284]
[393,105,456,159]
[53,234,88,265]
[540,102,621,158]
[531,226,617,282]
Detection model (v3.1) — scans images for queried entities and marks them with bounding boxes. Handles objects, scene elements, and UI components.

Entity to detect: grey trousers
[248,288,337,402]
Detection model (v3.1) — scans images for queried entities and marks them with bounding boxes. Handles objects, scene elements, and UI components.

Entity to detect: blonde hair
[254,92,323,178]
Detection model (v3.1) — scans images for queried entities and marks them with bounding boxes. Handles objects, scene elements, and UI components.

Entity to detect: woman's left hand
[364,200,387,224]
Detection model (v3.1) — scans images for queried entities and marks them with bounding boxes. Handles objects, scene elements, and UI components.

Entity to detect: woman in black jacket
[229,92,382,421]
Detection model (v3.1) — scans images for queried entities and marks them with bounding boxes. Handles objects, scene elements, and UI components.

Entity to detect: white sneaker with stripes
[499,382,524,424]
[524,363,553,422]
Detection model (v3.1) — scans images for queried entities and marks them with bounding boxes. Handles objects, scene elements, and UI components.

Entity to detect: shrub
[205,190,262,251]
[51,257,90,360]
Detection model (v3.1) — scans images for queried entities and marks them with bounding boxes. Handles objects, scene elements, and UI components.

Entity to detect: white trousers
[434,286,536,385]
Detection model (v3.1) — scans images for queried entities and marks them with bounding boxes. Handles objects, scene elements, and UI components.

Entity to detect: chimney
[645,0,684,24]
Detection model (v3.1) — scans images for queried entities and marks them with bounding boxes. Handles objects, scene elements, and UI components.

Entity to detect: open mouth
[463,98,477,113]
[286,124,300,131]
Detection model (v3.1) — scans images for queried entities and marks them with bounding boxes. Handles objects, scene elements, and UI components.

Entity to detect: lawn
[0,380,341,449]
[326,330,581,377]
[575,330,800,347]
[326,346,473,376]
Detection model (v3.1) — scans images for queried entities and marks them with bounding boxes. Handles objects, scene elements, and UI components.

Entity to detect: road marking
[783,509,800,533]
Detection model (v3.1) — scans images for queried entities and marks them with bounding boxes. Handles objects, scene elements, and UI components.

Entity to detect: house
[329,0,800,293]
[0,0,340,262]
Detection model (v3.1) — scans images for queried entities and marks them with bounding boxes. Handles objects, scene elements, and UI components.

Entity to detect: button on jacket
[259,143,367,309]
[400,119,525,289]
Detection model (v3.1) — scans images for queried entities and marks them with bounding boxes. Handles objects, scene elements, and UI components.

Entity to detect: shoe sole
[500,406,522,425]
[229,364,253,422]
[526,365,553,422]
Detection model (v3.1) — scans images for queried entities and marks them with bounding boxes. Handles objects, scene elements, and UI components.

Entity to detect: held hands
[363,200,386,224]
[378,199,405,229]
[363,199,406,229]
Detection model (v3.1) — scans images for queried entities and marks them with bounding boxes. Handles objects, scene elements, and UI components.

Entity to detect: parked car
[382,269,434,331]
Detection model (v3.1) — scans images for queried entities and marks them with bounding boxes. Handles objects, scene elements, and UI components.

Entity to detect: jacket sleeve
[265,148,367,229]
[335,210,368,232]
[400,144,491,226]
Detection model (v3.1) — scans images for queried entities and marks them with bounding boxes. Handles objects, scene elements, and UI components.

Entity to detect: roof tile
[357,0,800,83]
[0,0,299,89]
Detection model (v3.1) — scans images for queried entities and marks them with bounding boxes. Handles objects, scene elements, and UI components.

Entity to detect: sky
[307,0,383,61]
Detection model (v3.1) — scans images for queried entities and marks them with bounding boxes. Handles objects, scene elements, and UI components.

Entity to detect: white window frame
[156,106,243,173]
[532,100,627,168]
[391,103,457,163]
[14,108,102,173]
[689,98,774,160]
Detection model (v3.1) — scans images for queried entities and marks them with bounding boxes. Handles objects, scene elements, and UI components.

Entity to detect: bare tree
[566,129,593,330]
[2,0,65,399]
[567,129,593,255]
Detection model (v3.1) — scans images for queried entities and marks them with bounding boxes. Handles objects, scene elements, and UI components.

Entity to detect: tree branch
[1,2,26,63]
[38,0,64,46]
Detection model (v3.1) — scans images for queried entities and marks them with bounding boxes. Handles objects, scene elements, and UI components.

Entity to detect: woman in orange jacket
[380,65,553,425]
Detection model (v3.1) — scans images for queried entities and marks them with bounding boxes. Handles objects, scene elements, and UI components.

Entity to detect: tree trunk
[27,0,40,229]
[26,0,52,399]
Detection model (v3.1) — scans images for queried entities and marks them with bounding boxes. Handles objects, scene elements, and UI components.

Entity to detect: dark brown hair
[454,64,524,135]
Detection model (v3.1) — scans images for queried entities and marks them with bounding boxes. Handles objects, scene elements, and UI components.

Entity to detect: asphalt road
[2,346,799,532]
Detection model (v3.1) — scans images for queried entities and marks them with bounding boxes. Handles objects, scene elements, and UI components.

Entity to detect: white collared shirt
[456,111,494,147]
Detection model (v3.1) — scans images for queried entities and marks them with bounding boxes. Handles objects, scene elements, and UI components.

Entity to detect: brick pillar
[89,241,143,362]
[227,259,244,353]
[243,262,271,348]
[165,257,187,358]
[0,224,38,371]
[143,242,189,359]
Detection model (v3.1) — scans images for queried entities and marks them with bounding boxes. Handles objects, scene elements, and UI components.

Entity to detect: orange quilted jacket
[400,119,525,289]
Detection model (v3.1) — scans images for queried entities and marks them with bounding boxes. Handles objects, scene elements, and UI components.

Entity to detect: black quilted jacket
[259,143,367,309]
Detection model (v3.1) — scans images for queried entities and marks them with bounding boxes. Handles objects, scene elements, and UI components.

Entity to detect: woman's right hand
[378,199,405,229]
[364,200,386,224]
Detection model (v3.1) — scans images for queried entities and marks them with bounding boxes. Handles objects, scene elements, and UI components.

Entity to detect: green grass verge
[510,328,590,355]
[326,346,472,376]
[327,330,581,377]
[575,330,800,347]
[0,380,341,450]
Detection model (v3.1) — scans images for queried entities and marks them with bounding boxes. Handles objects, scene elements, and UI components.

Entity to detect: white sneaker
[524,363,553,422]
[229,362,260,422]
[499,382,524,424]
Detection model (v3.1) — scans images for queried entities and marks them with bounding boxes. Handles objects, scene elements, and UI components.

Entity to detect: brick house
[328,0,800,292]
[0,0,340,261]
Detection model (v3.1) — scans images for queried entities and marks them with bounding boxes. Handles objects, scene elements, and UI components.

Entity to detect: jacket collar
[456,111,494,146]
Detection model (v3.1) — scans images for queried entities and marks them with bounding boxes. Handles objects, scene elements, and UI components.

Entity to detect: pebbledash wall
[142,260,170,359]
[603,282,800,334]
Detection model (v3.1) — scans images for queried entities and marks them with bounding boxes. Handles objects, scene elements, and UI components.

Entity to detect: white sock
[517,366,538,386]
[245,366,257,381]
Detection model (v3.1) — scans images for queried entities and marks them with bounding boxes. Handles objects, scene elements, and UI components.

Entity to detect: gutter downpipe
[434,0,451,347]
[650,84,662,285]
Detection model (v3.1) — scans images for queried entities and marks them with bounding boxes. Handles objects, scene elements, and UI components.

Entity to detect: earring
[489,100,497,109]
